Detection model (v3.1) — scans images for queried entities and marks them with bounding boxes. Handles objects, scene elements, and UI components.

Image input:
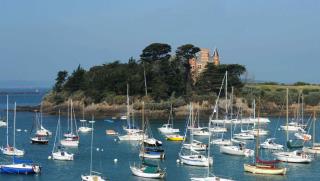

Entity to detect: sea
[0,88,320,181]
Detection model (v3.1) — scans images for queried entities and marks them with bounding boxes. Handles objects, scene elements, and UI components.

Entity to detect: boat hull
[243,164,286,175]
[0,164,40,174]
[130,165,165,178]
[81,175,105,181]
[179,154,212,167]
[220,146,254,157]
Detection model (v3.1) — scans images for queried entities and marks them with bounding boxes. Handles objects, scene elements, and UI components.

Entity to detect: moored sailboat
[1,100,25,156]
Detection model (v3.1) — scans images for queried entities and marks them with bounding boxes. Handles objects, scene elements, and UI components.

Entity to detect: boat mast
[67,100,70,133]
[89,117,94,175]
[253,99,256,119]
[301,93,304,126]
[40,102,43,128]
[13,102,16,152]
[6,95,9,147]
[52,110,60,154]
[127,83,131,129]
[255,98,261,163]
[313,109,315,147]
[70,100,73,134]
[141,101,145,161]
[225,71,228,120]
[231,86,234,119]
[286,88,289,142]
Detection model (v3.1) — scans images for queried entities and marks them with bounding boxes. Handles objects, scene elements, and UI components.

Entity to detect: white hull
[183,143,207,151]
[191,176,234,181]
[130,165,165,178]
[52,151,74,161]
[36,128,52,136]
[78,127,93,133]
[0,121,6,127]
[303,146,320,154]
[260,142,283,150]
[81,175,105,181]
[210,139,232,146]
[274,151,312,163]
[209,127,227,133]
[118,133,148,141]
[0,146,25,156]
[193,130,210,136]
[220,146,254,157]
[179,154,212,167]
[60,139,79,147]
[248,129,268,136]
[158,124,179,134]
[233,133,254,140]
[294,132,311,141]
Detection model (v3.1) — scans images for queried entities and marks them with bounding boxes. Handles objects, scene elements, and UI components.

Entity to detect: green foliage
[304,92,320,106]
[51,43,246,105]
[53,70,68,92]
[293,81,310,86]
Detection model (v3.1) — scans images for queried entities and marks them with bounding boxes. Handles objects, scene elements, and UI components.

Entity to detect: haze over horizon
[1,0,320,87]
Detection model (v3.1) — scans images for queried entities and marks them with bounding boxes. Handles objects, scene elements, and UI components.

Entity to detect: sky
[0,0,320,87]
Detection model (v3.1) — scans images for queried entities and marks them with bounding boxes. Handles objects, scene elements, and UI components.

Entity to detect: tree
[140,43,171,64]
[64,65,87,92]
[175,44,200,97]
[53,70,68,92]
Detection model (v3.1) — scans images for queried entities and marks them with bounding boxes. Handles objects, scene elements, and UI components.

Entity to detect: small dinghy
[165,134,184,141]
[31,136,49,144]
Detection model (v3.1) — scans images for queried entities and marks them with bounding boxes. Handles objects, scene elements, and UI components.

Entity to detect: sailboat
[130,102,166,178]
[81,121,106,181]
[193,107,210,136]
[50,111,74,161]
[273,88,312,163]
[190,119,234,181]
[78,104,93,133]
[61,100,79,147]
[123,84,141,134]
[244,99,287,175]
[303,110,320,154]
[158,104,180,134]
[0,156,41,174]
[1,100,25,156]
[179,103,213,167]
[140,104,165,159]
[118,85,146,141]
[35,104,52,136]
[31,112,49,144]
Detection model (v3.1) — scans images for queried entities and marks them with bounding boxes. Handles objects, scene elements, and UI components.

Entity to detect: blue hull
[0,167,35,174]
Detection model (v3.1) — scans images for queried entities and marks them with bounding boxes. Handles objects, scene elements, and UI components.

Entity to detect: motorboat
[260,138,283,150]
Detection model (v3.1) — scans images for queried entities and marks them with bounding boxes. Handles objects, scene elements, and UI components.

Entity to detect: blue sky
[0,0,320,87]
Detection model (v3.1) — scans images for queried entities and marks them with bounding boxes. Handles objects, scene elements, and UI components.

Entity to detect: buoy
[24,129,27,132]
[176,159,180,163]
[114,159,118,163]
[114,139,117,142]
[96,148,100,151]
[48,156,52,160]
[101,149,104,152]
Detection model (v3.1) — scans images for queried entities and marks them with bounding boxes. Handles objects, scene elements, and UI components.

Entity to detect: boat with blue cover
[0,157,41,174]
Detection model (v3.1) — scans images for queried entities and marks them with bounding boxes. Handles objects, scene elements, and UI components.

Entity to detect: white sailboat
[158,104,179,134]
[303,111,320,154]
[179,103,213,167]
[123,84,141,134]
[78,105,92,133]
[81,122,106,181]
[260,138,284,150]
[273,88,312,163]
[61,100,79,147]
[1,100,25,156]
[35,104,52,137]
[50,111,74,161]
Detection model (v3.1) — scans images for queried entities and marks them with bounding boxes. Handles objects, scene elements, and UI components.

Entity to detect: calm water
[0,89,320,181]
